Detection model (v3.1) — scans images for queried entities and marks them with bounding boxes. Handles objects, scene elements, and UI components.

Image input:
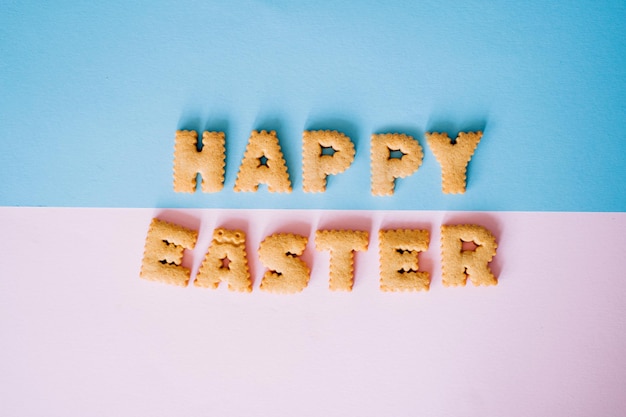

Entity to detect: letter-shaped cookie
[378,229,430,291]
[425,131,482,194]
[441,224,497,286]
[140,218,198,286]
[173,130,226,193]
[371,133,423,196]
[315,230,369,291]
[258,233,309,293]
[302,130,355,192]
[234,130,292,193]
[195,228,252,292]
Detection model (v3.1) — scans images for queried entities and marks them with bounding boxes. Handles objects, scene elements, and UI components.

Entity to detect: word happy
[172,129,484,195]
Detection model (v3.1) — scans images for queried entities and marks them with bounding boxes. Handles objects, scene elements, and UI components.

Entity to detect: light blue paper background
[1,0,625,211]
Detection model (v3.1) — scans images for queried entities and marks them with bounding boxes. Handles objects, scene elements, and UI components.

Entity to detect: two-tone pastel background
[2,1,625,416]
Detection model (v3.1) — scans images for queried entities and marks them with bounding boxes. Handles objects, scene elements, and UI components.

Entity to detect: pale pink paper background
[1,208,625,416]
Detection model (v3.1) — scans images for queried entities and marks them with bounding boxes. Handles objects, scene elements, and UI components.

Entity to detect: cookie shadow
[304,116,362,150]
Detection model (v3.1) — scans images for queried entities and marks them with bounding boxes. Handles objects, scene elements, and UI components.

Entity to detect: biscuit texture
[258,233,309,294]
[195,228,252,292]
[378,229,430,292]
[234,130,292,193]
[302,130,355,192]
[315,230,369,291]
[425,131,482,194]
[173,130,225,193]
[371,133,423,196]
[441,224,497,287]
[140,218,198,286]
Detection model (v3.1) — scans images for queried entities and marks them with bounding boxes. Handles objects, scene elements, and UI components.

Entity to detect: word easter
[173,129,484,195]
[140,218,498,293]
